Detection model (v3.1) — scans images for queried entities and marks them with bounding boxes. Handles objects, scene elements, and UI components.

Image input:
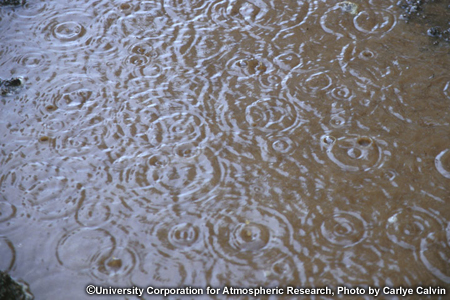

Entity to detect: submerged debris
[0,271,33,300]
[398,0,450,44]
[337,1,359,15]
[0,77,24,96]
[237,57,267,75]
[0,0,25,6]
[397,0,427,21]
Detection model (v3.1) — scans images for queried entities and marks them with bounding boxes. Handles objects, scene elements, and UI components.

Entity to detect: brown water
[1,0,450,299]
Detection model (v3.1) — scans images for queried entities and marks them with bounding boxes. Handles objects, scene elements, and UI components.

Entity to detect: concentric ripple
[2,161,84,220]
[116,148,220,206]
[320,134,385,172]
[420,234,450,283]
[150,112,210,147]
[226,55,269,77]
[220,95,304,137]
[132,252,188,286]
[145,207,205,257]
[121,38,163,79]
[163,0,210,22]
[387,72,450,126]
[435,149,450,179]
[208,0,312,31]
[274,51,303,72]
[339,41,400,89]
[386,207,445,250]
[90,246,137,282]
[56,228,115,271]
[117,11,165,38]
[321,2,396,39]
[37,9,93,52]
[0,237,15,271]
[13,49,51,71]
[206,200,297,265]
[318,211,368,248]
[0,196,16,224]
[38,75,102,115]
[245,98,301,133]
[285,70,335,99]
[13,0,48,18]
[75,196,112,228]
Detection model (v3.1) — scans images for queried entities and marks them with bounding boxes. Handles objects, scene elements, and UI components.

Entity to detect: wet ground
[0,0,450,299]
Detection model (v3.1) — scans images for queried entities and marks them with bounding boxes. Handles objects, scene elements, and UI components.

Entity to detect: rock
[0,271,33,300]
[0,77,24,96]
[427,26,441,37]
[0,0,25,6]
[398,0,450,44]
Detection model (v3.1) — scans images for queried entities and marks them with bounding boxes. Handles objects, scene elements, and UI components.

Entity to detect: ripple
[386,207,445,250]
[13,50,51,71]
[435,149,450,179]
[420,234,450,283]
[353,6,396,36]
[274,52,303,72]
[258,73,282,91]
[330,85,354,101]
[210,245,304,286]
[13,0,48,18]
[53,20,85,41]
[85,35,120,59]
[0,237,15,271]
[310,244,394,287]
[285,70,335,99]
[206,200,296,265]
[90,246,137,281]
[174,142,202,159]
[245,98,300,133]
[132,252,188,286]
[56,228,115,271]
[147,207,204,255]
[116,148,220,206]
[2,161,84,220]
[38,75,102,114]
[226,55,269,77]
[319,211,368,247]
[220,95,303,137]
[321,2,396,39]
[258,136,297,165]
[120,38,163,79]
[54,130,96,157]
[150,112,210,147]
[37,9,93,52]
[0,196,16,223]
[59,82,96,109]
[339,41,400,89]
[329,114,346,128]
[269,137,295,154]
[75,197,112,227]
[387,72,450,126]
[117,12,165,38]
[168,223,200,248]
[208,0,312,31]
[304,71,333,93]
[163,0,210,22]
[320,134,385,172]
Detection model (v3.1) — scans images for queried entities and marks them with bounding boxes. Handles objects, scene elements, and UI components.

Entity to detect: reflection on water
[1,0,450,298]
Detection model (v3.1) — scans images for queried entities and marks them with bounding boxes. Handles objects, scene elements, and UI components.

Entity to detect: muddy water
[1,0,450,299]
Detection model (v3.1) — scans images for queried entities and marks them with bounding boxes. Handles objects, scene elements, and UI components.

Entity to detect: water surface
[1,0,450,299]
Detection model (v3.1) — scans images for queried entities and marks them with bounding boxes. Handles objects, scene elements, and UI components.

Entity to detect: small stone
[427,27,441,37]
